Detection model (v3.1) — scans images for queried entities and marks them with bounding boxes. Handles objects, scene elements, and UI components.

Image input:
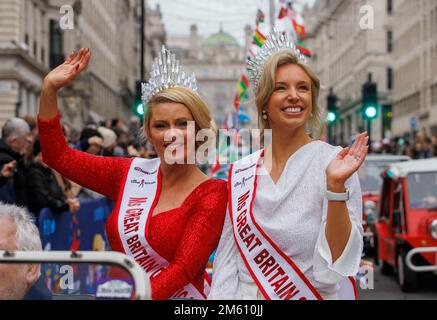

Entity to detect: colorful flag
[256,9,265,26]
[239,74,249,100]
[252,29,266,47]
[292,19,306,37]
[234,93,239,112]
[278,6,288,19]
[296,39,312,57]
[240,74,249,91]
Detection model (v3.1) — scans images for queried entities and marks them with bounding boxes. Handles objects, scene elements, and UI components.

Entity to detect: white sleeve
[208,208,240,299]
[313,172,364,285]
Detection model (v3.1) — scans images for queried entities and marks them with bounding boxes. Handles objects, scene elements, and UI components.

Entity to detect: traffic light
[327,88,338,124]
[362,74,378,121]
[134,80,144,118]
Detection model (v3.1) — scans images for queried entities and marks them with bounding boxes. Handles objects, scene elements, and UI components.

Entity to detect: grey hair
[1,118,30,141]
[0,203,42,251]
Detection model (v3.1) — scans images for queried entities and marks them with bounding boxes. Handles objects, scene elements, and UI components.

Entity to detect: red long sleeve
[38,113,228,300]
[37,113,131,201]
[149,179,228,300]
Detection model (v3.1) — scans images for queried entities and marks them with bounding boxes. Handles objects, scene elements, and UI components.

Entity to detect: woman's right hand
[43,48,91,92]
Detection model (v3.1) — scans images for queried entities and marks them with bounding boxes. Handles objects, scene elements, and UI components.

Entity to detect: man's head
[2,118,32,155]
[0,204,42,299]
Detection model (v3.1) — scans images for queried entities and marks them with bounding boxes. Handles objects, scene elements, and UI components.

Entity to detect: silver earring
[262,110,268,120]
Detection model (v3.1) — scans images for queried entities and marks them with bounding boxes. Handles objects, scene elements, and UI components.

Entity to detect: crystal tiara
[141,46,198,104]
[247,28,307,92]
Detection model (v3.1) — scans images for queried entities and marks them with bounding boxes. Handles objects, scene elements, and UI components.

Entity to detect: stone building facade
[304,0,395,144]
[167,25,255,127]
[0,0,165,129]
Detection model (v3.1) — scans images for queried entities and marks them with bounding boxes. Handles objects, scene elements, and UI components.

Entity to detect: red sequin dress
[38,113,228,300]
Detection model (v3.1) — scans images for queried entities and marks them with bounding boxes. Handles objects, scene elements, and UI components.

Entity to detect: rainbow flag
[252,29,266,47]
[239,74,249,99]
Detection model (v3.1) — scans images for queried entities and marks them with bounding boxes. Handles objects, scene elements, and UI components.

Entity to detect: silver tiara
[142,46,198,104]
[247,28,307,91]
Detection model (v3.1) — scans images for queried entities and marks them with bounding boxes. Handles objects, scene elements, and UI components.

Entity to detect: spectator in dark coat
[0,118,32,206]
[26,139,80,217]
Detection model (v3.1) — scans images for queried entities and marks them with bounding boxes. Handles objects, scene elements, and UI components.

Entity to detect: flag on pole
[252,29,266,47]
[292,19,306,37]
[278,6,288,19]
[256,9,265,26]
[239,74,249,100]
[234,93,239,112]
[296,39,312,57]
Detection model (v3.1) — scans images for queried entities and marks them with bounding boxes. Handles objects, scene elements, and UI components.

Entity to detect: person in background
[97,126,118,157]
[0,118,32,207]
[26,139,80,217]
[0,203,52,300]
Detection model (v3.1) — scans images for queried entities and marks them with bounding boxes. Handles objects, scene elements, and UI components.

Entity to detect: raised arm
[40,48,90,120]
[38,49,130,201]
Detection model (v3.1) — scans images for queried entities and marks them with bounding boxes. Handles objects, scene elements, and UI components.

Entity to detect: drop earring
[262,110,268,120]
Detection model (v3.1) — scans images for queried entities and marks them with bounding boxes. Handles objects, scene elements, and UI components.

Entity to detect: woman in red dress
[38,47,227,300]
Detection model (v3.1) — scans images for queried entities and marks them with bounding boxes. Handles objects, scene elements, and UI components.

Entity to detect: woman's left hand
[326,132,369,190]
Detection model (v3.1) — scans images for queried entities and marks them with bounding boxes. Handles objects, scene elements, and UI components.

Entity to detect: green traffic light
[365,106,377,119]
[327,111,336,123]
[136,103,144,116]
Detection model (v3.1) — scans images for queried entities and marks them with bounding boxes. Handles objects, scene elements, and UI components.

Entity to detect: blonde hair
[143,87,216,150]
[255,49,324,139]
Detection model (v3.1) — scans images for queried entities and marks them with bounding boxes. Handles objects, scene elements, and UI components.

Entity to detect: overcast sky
[147,0,317,44]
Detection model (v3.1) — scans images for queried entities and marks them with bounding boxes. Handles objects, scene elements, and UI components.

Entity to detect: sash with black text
[116,157,210,299]
[228,150,357,300]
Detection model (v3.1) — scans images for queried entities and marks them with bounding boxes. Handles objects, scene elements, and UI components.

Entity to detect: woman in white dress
[208,31,368,300]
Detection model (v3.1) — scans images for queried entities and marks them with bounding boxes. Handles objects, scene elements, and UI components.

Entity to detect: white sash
[229,150,357,300]
[116,157,210,299]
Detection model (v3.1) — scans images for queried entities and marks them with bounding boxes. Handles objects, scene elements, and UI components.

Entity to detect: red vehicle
[358,155,410,255]
[374,158,437,292]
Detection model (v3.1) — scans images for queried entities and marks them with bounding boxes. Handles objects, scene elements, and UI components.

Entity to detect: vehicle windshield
[407,172,437,209]
[358,159,406,193]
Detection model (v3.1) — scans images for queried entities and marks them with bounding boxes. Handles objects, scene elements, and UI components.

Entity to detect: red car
[358,155,410,255]
[374,158,437,292]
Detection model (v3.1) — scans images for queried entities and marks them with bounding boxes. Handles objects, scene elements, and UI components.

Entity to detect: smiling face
[266,63,313,135]
[147,102,196,164]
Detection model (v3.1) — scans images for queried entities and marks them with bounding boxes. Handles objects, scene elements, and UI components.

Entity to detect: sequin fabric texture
[38,113,228,299]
